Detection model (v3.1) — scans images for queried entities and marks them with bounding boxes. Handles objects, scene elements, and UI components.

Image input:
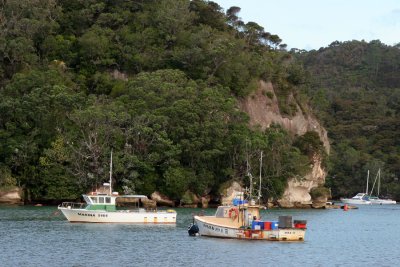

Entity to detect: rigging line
[377,168,381,197]
[369,169,379,196]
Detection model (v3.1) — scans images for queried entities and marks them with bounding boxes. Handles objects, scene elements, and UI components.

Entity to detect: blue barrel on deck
[270,221,279,230]
[251,220,264,230]
[251,220,258,229]
[232,199,248,206]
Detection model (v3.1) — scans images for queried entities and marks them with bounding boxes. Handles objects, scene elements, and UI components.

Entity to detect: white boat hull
[194,216,305,241]
[340,198,371,205]
[59,207,177,223]
[369,199,396,205]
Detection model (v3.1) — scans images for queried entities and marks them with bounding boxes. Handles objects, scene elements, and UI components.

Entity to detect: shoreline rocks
[150,191,175,207]
[0,186,23,205]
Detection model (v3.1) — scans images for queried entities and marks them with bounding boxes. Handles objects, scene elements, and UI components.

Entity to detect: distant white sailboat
[367,169,396,205]
[340,170,371,205]
[340,193,371,205]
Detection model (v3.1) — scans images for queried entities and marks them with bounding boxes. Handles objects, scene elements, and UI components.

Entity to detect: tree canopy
[296,40,400,199]
[1,0,327,203]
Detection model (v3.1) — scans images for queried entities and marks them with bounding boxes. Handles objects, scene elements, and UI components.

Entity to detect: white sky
[214,0,400,50]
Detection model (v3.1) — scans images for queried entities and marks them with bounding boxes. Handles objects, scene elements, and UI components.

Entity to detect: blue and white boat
[340,193,371,205]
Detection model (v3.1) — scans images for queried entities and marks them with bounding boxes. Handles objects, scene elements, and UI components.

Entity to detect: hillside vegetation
[296,40,400,199]
[0,0,321,203]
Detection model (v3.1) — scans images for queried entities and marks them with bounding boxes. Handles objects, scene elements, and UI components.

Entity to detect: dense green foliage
[0,0,322,203]
[296,40,400,199]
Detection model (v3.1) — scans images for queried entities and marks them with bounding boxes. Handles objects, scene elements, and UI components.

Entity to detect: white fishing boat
[367,169,396,205]
[189,152,307,241]
[192,204,306,241]
[58,152,177,223]
[58,193,177,223]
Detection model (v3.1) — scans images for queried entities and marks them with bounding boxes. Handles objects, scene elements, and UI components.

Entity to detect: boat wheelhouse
[340,193,371,205]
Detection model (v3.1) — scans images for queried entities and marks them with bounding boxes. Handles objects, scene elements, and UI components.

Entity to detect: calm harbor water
[1,204,399,267]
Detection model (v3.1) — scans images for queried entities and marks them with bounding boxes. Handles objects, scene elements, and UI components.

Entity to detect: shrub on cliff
[310,186,331,200]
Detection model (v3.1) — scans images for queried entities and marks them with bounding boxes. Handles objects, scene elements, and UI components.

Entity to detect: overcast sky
[214,0,400,50]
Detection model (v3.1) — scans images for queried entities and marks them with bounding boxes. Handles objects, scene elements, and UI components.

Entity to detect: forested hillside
[296,40,400,199]
[0,0,322,203]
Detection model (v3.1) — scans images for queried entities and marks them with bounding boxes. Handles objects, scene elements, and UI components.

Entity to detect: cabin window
[90,197,98,203]
[215,207,227,218]
[99,197,105,203]
[105,197,111,203]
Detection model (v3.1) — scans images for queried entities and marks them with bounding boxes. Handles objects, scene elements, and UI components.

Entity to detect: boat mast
[377,168,381,197]
[258,151,263,204]
[247,153,252,199]
[109,149,113,195]
[366,170,369,194]
[369,169,379,196]
[246,140,253,200]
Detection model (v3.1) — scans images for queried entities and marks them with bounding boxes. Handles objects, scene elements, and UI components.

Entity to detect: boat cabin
[82,193,148,211]
[84,194,115,205]
[215,206,234,218]
[352,193,369,200]
[214,205,261,227]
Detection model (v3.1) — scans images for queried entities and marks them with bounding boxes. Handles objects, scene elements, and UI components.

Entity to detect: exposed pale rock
[239,81,330,153]
[311,194,330,209]
[277,199,294,208]
[201,195,211,208]
[312,201,326,209]
[279,156,327,208]
[0,187,22,204]
[150,191,175,207]
[220,181,243,205]
[110,69,128,81]
[141,198,157,209]
[266,202,275,209]
[115,195,158,209]
[239,81,330,208]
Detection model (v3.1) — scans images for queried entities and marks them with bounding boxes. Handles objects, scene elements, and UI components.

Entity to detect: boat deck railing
[59,202,87,209]
[116,208,176,213]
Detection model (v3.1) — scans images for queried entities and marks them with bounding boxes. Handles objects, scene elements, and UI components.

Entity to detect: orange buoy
[343,204,348,211]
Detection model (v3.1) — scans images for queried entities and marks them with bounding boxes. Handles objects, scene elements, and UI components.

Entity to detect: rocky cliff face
[277,155,327,208]
[220,181,243,205]
[0,186,23,204]
[238,81,329,208]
